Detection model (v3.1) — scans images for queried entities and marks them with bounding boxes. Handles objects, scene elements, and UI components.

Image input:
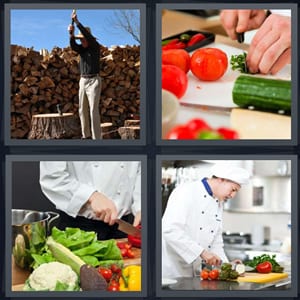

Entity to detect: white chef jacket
[162,180,228,279]
[40,161,141,219]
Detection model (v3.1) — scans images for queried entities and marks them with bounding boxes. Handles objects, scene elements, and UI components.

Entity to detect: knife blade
[244,265,255,272]
[180,102,234,115]
[115,219,141,238]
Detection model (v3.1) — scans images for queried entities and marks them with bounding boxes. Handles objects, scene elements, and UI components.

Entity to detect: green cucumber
[232,75,291,114]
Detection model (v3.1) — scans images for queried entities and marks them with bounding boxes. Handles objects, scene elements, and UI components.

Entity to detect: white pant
[79,76,101,139]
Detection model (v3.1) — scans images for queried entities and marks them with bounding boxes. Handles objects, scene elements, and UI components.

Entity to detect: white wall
[223,211,291,243]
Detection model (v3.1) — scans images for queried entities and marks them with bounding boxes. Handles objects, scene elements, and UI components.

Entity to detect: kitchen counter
[11,238,141,291]
[164,276,291,291]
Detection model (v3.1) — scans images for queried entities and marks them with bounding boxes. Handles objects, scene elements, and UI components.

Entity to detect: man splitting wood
[68,10,101,139]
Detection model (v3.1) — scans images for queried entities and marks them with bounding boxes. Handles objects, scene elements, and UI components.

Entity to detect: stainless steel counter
[164,277,291,290]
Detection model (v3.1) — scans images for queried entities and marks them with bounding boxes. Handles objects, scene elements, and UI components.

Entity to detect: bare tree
[110,10,140,44]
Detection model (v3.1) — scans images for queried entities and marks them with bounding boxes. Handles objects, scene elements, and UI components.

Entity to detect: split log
[28,113,81,139]
[11,44,140,139]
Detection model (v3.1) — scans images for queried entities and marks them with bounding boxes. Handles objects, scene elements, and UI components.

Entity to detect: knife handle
[237,32,245,43]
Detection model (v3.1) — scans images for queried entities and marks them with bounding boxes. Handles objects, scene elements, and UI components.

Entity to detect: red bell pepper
[127,225,141,248]
[162,41,186,50]
[187,33,206,47]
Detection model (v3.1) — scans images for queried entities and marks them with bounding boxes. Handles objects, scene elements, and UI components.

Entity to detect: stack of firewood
[10,44,140,139]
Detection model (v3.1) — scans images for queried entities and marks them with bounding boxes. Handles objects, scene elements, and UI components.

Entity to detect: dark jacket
[70,22,100,75]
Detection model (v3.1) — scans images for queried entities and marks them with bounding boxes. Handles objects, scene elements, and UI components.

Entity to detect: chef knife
[115,219,141,238]
[180,102,234,115]
[236,32,245,43]
[244,265,255,272]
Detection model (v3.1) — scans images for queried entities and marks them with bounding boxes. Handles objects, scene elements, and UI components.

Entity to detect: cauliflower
[23,261,79,291]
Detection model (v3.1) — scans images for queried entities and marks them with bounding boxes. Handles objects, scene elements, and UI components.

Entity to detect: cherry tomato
[256,261,272,273]
[166,125,195,140]
[98,267,113,282]
[208,269,220,280]
[217,127,239,139]
[186,118,211,138]
[110,264,122,274]
[107,281,120,291]
[201,269,209,280]
[191,48,228,81]
[187,33,206,47]
[162,49,191,73]
[124,242,132,250]
[162,64,188,99]
[120,248,128,257]
[126,248,135,258]
[117,241,126,249]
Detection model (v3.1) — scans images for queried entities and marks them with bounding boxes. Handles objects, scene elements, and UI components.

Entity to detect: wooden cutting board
[237,272,288,283]
[230,108,291,139]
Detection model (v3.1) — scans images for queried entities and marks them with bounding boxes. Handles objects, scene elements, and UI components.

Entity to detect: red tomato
[126,248,135,258]
[162,49,191,73]
[190,48,228,81]
[256,261,272,273]
[162,64,188,99]
[217,127,239,139]
[166,125,195,140]
[186,118,211,137]
[200,269,209,280]
[98,267,113,282]
[208,269,219,280]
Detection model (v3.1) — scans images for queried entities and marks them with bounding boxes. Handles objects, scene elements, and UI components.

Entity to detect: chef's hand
[247,14,291,74]
[220,9,266,41]
[133,211,141,227]
[88,191,118,226]
[200,249,222,266]
[231,259,243,265]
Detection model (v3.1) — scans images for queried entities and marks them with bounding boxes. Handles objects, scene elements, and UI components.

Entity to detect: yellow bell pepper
[120,265,141,291]
[119,277,129,291]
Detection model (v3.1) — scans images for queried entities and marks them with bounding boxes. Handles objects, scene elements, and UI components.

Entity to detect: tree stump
[118,126,140,139]
[101,122,120,139]
[28,113,81,139]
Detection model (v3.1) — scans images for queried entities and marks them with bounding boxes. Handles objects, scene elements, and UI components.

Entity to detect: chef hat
[210,163,250,185]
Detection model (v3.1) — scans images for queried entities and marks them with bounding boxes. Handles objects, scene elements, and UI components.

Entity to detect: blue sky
[10,9,140,51]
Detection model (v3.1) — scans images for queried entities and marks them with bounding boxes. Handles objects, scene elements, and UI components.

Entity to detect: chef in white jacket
[40,161,141,239]
[162,163,250,279]
[220,9,291,74]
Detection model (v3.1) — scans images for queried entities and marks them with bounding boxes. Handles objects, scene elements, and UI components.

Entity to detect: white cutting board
[181,43,291,108]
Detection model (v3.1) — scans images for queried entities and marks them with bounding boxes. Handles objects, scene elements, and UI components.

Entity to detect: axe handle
[71,9,76,25]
